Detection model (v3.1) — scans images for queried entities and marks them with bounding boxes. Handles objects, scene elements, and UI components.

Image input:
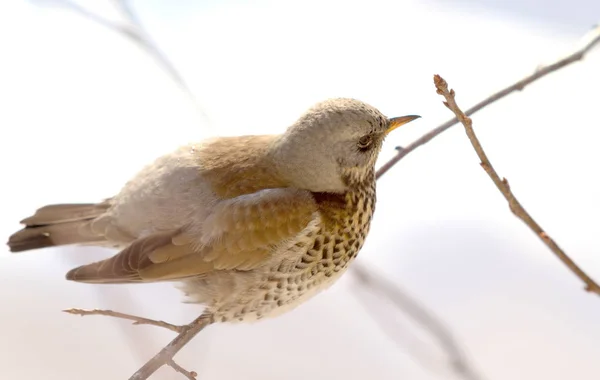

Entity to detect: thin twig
[129,314,213,380]
[168,359,198,380]
[376,22,600,179]
[433,74,600,296]
[360,23,600,378]
[65,308,212,379]
[352,263,485,380]
[63,308,184,333]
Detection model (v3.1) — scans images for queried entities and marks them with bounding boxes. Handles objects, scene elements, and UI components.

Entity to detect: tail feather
[7,202,111,253]
[19,203,107,225]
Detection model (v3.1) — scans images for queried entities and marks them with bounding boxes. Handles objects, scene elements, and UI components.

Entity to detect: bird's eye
[357,135,373,151]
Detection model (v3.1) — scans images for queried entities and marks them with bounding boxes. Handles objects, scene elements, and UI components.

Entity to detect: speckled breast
[217,177,377,322]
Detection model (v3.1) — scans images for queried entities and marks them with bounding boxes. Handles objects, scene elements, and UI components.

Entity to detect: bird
[7,98,420,323]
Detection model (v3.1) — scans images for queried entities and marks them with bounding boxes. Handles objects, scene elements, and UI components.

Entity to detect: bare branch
[65,307,213,380]
[433,74,600,297]
[63,308,184,333]
[167,359,198,380]
[128,313,213,380]
[357,23,600,378]
[352,263,486,380]
[376,22,600,179]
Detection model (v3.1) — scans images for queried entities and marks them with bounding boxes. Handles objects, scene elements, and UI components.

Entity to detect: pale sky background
[0,1,599,380]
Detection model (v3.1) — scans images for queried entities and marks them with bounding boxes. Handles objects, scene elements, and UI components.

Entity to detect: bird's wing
[65,188,319,283]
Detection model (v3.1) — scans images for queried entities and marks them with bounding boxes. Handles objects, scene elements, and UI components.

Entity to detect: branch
[358,23,600,378]
[433,74,600,297]
[352,263,485,380]
[167,359,198,380]
[63,308,213,379]
[376,22,600,179]
[63,308,184,333]
[128,313,213,380]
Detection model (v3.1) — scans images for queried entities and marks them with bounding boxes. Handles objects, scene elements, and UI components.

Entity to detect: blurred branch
[433,74,600,297]
[33,0,211,124]
[111,0,142,26]
[352,263,485,380]
[376,22,600,179]
[64,308,213,379]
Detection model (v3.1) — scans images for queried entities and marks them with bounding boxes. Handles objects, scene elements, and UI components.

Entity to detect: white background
[0,0,599,379]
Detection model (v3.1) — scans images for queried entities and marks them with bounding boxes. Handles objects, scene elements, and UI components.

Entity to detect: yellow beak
[386,115,421,134]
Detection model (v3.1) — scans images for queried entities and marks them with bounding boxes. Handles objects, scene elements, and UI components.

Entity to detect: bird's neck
[310,168,377,244]
[269,133,348,193]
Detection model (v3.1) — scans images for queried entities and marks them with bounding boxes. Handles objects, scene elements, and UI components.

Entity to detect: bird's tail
[7,202,111,253]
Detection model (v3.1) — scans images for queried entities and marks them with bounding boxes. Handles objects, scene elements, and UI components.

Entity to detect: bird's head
[271,98,420,193]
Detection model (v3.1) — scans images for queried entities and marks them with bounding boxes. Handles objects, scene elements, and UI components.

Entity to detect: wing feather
[66,188,318,283]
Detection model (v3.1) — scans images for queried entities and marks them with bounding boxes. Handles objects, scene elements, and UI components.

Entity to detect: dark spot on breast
[357,211,364,224]
[332,244,343,258]
[323,245,332,260]
[308,248,321,259]
[313,238,321,251]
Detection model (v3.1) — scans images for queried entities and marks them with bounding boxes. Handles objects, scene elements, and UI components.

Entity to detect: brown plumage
[7,98,419,322]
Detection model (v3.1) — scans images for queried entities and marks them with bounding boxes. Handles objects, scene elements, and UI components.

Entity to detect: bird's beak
[386,115,421,134]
